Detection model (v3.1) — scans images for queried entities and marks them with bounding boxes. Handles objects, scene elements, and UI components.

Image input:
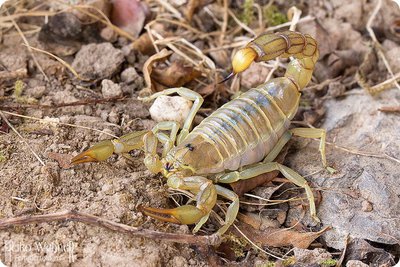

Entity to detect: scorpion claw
[71,140,115,165]
[139,205,206,225]
[139,206,181,224]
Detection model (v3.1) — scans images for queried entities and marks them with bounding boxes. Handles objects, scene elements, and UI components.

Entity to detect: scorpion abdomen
[179,77,300,174]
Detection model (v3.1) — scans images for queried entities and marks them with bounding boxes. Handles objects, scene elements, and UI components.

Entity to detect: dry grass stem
[0,110,118,138]
[7,10,49,81]
[25,44,85,80]
[0,111,45,166]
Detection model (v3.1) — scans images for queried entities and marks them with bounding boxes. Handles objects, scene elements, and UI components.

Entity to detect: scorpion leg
[263,131,292,163]
[216,162,320,223]
[140,87,204,144]
[142,131,163,174]
[264,129,331,171]
[140,176,217,231]
[151,121,180,157]
[289,128,328,168]
[215,185,239,236]
[71,130,149,164]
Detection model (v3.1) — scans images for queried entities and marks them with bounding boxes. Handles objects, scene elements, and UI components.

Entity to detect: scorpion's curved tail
[227,31,319,90]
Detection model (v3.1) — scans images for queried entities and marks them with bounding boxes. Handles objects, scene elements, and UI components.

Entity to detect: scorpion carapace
[71,31,328,238]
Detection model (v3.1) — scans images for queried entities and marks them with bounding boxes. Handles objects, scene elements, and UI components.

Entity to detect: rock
[385,46,400,73]
[72,43,124,82]
[38,12,84,56]
[26,86,46,99]
[100,26,118,42]
[345,239,395,266]
[108,109,120,124]
[120,67,138,83]
[361,200,373,212]
[120,67,144,94]
[149,95,192,127]
[293,248,332,264]
[346,260,368,267]
[121,45,137,64]
[332,0,363,29]
[286,89,400,249]
[0,46,28,83]
[170,256,188,267]
[323,19,369,54]
[101,79,123,98]
[52,90,84,113]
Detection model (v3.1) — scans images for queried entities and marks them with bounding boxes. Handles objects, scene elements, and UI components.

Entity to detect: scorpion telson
[71,31,329,238]
[220,46,258,83]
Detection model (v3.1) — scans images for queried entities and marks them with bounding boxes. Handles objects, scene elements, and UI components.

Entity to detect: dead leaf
[132,33,156,55]
[151,60,201,88]
[141,49,172,95]
[234,221,330,249]
[237,212,281,230]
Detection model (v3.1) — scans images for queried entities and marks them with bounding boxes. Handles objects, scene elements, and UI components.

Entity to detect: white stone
[149,95,192,127]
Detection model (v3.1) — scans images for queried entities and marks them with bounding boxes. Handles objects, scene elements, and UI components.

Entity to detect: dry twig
[0,210,219,246]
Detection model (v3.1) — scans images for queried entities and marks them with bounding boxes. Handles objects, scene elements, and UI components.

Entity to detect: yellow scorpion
[71,31,327,238]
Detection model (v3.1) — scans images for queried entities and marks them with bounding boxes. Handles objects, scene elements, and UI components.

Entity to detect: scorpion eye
[165,163,172,171]
[185,143,194,151]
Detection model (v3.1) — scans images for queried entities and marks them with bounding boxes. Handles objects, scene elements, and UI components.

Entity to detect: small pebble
[361,200,373,212]
[121,45,136,64]
[149,95,192,127]
[120,67,139,84]
[100,110,109,121]
[100,26,118,42]
[346,260,369,267]
[108,109,120,124]
[101,79,123,98]
[27,86,46,99]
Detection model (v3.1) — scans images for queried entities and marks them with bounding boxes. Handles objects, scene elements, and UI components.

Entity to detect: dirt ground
[0,0,400,266]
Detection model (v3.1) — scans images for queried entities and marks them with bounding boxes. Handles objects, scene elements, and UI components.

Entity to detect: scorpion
[71,31,328,238]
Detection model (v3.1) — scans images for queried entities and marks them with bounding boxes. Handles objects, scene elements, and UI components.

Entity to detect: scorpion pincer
[71,31,328,238]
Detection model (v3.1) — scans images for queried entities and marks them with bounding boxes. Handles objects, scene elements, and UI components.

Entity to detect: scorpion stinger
[219,46,258,84]
[219,72,235,84]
